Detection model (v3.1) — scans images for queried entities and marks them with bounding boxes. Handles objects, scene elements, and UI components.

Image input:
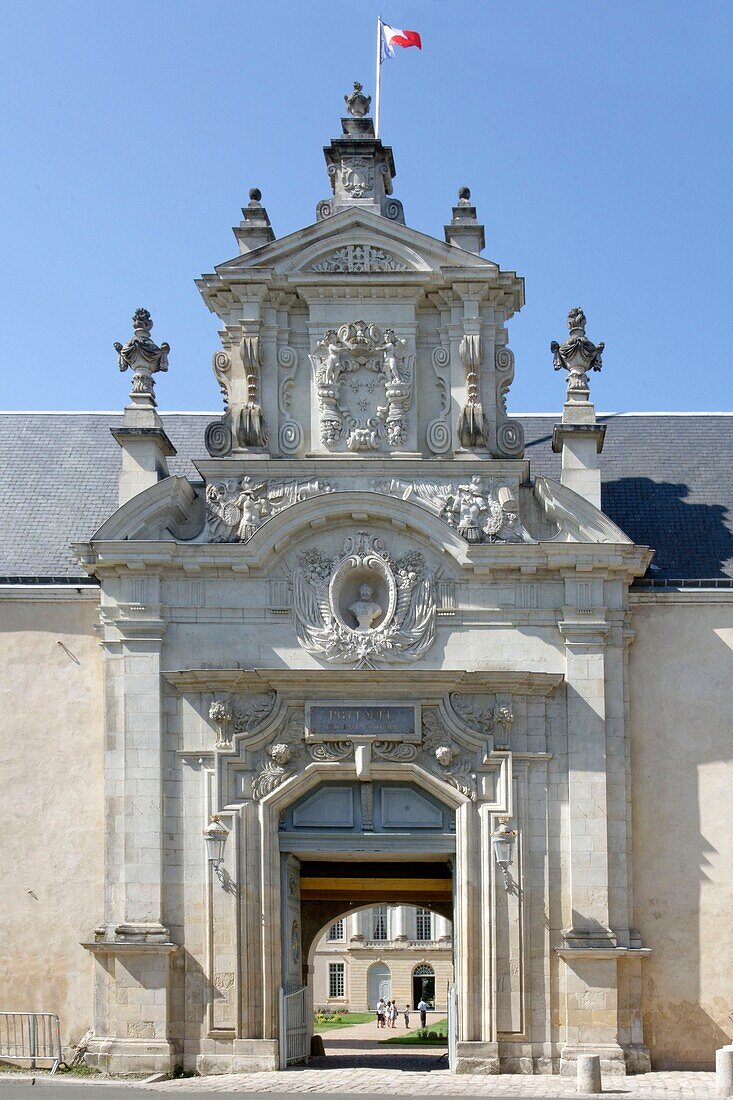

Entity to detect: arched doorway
[367,962,391,1009]
[412,963,436,1009]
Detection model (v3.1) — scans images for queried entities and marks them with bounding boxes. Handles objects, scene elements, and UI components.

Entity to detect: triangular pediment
[214,207,503,277]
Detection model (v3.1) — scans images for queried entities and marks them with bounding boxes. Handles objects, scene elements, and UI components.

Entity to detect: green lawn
[380,1018,448,1046]
[313,1011,377,1032]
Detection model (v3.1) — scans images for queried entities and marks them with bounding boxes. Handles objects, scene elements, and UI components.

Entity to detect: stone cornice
[162,667,565,696]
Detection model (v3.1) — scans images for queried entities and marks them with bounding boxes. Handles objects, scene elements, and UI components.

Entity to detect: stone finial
[344,81,371,117]
[445,187,485,254]
[233,188,275,254]
[114,309,169,408]
[551,307,604,401]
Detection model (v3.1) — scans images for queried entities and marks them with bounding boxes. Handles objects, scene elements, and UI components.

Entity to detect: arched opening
[412,963,436,1010]
[271,772,464,1069]
[367,962,391,1009]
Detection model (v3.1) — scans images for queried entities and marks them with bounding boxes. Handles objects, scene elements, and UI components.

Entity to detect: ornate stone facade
[32,85,680,1081]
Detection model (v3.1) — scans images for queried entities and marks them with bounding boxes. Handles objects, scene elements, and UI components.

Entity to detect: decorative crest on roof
[114,309,169,407]
[344,81,371,117]
[551,307,604,400]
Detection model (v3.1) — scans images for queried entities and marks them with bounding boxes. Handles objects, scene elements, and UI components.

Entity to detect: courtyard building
[0,87,732,1078]
[312,906,453,1012]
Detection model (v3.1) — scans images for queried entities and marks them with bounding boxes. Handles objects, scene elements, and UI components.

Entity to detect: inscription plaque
[308,704,416,742]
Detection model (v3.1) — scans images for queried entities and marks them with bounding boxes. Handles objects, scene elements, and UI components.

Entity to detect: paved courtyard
[0,1025,720,1098]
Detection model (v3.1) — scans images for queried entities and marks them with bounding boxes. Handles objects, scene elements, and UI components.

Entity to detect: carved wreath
[292,531,436,669]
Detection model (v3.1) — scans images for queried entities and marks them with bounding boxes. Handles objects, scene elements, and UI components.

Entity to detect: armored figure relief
[205,477,332,543]
[551,307,604,398]
[379,476,530,544]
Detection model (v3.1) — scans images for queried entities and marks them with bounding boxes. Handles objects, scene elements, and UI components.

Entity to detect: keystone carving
[551,307,604,399]
[114,308,169,406]
[309,322,414,451]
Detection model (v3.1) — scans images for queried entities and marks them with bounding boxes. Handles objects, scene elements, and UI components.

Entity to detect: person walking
[389,1000,398,1028]
[403,1003,411,1028]
[376,997,386,1029]
[417,997,429,1029]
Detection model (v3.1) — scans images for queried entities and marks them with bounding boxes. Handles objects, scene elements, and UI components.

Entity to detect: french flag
[380,20,422,61]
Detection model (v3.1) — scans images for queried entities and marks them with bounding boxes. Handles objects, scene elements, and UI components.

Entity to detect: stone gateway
[1,88,732,1078]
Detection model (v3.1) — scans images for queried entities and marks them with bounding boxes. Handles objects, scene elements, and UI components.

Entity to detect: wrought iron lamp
[203,815,229,883]
[491,817,516,889]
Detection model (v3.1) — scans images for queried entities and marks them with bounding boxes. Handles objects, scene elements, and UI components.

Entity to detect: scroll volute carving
[457,333,488,448]
[205,330,269,457]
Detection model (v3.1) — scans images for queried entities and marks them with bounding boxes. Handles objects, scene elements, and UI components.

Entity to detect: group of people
[375,998,407,1028]
[375,998,430,1029]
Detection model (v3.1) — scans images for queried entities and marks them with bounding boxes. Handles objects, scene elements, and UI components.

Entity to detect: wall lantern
[491,817,516,889]
[203,815,229,882]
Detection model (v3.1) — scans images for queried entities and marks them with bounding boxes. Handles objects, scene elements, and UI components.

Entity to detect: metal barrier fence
[279,987,308,1068]
[0,1013,62,1073]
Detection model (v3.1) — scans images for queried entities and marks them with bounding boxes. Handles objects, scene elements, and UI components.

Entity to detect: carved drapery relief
[308,245,408,273]
[205,477,332,543]
[277,346,302,454]
[551,307,604,399]
[239,334,268,447]
[457,333,488,448]
[309,322,414,452]
[292,530,436,668]
[426,345,451,455]
[379,476,533,544]
[494,346,525,457]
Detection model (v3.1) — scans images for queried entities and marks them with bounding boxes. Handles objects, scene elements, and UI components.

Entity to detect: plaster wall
[629,594,733,1069]
[0,592,104,1055]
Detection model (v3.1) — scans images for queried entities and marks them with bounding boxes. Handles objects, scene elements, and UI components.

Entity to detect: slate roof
[1,412,731,582]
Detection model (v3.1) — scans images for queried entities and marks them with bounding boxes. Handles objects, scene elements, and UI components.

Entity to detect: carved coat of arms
[309,321,414,452]
[341,157,374,197]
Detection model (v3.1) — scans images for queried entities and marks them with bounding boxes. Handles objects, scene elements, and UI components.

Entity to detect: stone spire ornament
[114,308,170,408]
[344,81,371,117]
[551,307,604,402]
[316,83,404,223]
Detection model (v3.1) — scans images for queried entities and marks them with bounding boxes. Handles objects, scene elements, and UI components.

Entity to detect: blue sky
[1,0,731,413]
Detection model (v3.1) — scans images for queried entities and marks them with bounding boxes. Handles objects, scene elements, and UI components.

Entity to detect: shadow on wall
[602,478,733,580]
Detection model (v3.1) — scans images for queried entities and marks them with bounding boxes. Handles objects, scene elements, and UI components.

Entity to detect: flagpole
[375,15,382,138]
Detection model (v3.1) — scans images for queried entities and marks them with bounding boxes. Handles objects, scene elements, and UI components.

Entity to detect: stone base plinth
[454,1041,500,1074]
[84,1037,176,1075]
[194,1040,279,1075]
[560,1043,627,1076]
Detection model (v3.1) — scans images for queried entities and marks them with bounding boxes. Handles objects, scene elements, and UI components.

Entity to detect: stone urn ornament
[551,307,604,401]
